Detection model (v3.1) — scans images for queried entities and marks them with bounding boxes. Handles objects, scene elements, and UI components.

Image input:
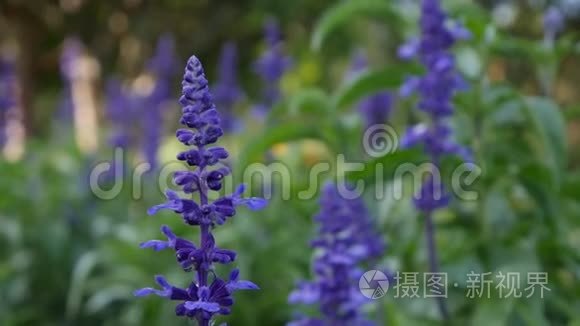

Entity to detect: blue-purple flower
[104,78,135,149]
[543,6,565,43]
[397,0,471,319]
[253,18,292,115]
[288,183,384,326]
[347,51,394,128]
[135,55,267,325]
[147,34,178,79]
[398,0,471,210]
[0,57,15,146]
[141,35,177,171]
[58,38,83,122]
[213,42,243,132]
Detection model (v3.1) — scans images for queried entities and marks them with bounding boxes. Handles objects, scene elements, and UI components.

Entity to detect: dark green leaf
[334,65,422,110]
[522,97,567,186]
[311,0,400,51]
[236,122,334,172]
[287,88,331,116]
[346,148,425,183]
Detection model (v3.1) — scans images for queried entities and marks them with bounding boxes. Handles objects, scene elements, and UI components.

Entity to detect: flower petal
[183,300,221,313]
[228,280,259,291]
[236,197,268,210]
[139,240,170,251]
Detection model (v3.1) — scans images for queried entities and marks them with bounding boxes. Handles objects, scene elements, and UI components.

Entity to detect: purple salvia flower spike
[104,78,135,149]
[0,57,15,146]
[213,42,243,132]
[253,18,292,115]
[346,51,394,128]
[288,183,384,326]
[397,0,473,320]
[544,6,564,43]
[136,55,266,325]
[58,38,83,123]
[141,34,177,171]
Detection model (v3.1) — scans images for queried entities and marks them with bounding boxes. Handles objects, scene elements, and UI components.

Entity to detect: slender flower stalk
[213,42,243,132]
[398,0,471,320]
[288,183,384,326]
[135,55,267,325]
[253,18,292,115]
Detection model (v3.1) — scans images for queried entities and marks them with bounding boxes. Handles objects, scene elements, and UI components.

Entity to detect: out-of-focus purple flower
[253,18,292,115]
[58,38,83,122]
[213,42,243,132]
[147,34,178,79]
[398,0,472,209]
[358,92,393,128]
[347,51,393,128]
[288,183,384,326]
[105,78,135,149]
[136,55,266,325]
[397,0,471,319]
[346,50,369,80]
[0,57,15,146]
[0,58,15,111]
[543,6,565,42]
[140,35,177,171]
[60,38,83,82]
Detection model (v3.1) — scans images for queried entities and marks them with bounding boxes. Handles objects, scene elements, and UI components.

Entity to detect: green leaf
[517,162,560,228]
[471,298,516,326]
[311,0,400,51]
[490,36,542,60]
[514,295,549,326]
[482,183,517,240]
[85,285,133,314]
[562,172,580,199]
[346,148,425,182]
[487,98,525,126]
[66,252,99,319]
[287,88,331,116]
[564,104,580,121]
[334,65,422,110]
[266,89,331,124]
[522,97,567,186]
[236,122,334,172]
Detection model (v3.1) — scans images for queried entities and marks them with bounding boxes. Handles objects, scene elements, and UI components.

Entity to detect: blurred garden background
[0,0,580,325]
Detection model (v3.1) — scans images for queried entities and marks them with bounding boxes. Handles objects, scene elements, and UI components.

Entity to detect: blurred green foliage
[0,0,579,325]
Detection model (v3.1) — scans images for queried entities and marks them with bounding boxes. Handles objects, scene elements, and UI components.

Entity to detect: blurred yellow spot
[271,143,289,158]
[301,140,328,167]
[299,60,321,85]
[281,74,300,94]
